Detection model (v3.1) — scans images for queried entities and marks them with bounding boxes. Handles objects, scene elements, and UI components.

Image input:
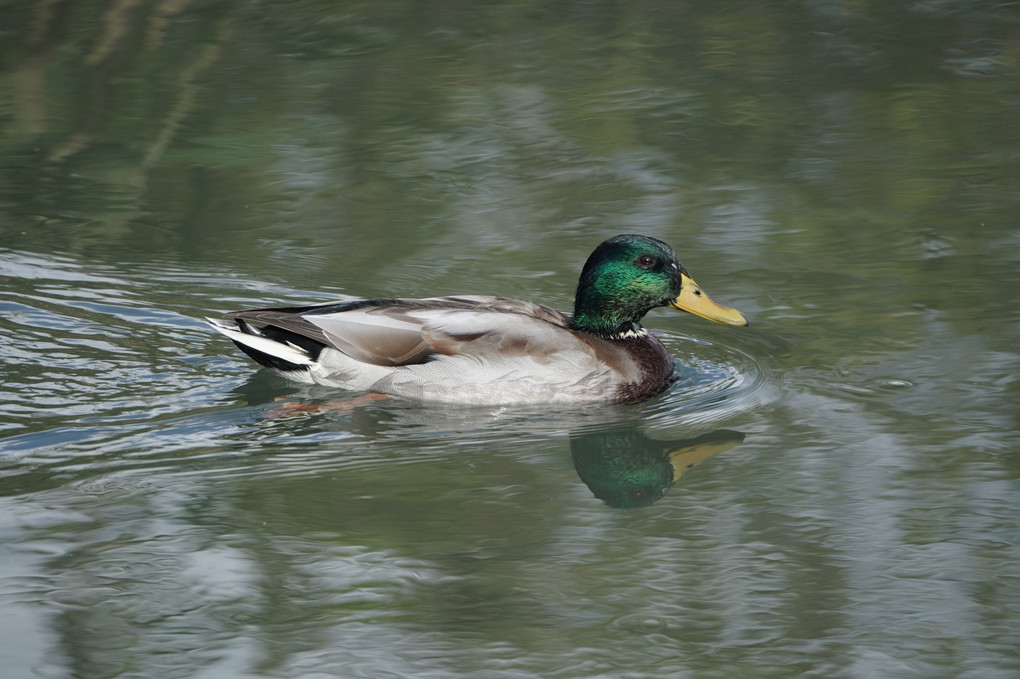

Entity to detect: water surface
[1,2,1019,678]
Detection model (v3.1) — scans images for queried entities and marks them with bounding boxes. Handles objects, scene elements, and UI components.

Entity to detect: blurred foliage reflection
[1,0,1017,271]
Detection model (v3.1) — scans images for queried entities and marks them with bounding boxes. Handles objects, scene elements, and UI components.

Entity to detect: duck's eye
[636,254,656,270]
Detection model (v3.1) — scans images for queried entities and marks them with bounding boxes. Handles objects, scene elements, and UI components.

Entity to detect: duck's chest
[610,334,676,402]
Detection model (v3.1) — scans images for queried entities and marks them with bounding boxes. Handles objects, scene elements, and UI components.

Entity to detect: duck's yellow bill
[669,437,744,482]
[669,274,748,327]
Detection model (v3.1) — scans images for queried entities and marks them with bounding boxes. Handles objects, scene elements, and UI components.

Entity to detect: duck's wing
[416,304,588,361]
[224,295,576,367]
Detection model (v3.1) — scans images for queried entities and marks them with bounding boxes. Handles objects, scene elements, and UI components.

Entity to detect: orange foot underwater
[265,393,388,419]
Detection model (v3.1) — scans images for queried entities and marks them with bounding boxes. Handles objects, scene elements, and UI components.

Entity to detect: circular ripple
[644,331,780,425]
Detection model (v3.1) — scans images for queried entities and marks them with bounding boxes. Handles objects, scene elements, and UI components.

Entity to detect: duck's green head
[572,234,747,338]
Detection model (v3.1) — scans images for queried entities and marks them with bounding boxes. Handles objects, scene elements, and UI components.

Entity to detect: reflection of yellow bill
[669,437,745,482]
[669,273,748,326]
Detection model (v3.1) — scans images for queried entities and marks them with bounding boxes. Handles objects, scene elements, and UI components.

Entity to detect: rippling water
[3,1,1020,677]
[3,243,1018,678]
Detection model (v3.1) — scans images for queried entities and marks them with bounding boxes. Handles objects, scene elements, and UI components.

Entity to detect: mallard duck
[206,234,747,404]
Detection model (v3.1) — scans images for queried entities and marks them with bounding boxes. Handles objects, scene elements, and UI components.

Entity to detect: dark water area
[1,2,1019,678]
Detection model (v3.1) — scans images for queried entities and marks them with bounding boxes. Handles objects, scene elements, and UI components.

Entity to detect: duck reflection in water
[570,426,745,509]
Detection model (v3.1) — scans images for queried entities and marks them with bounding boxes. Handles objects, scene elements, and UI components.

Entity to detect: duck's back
[214,295,673,404]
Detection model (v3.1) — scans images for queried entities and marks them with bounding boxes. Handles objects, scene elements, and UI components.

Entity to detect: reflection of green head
[570,429,675,509]
[570,427,746,509]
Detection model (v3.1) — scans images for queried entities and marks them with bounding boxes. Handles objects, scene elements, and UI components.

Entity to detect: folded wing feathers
[208,296,577,369]
[225,309,332,346]
[306,309,433,366]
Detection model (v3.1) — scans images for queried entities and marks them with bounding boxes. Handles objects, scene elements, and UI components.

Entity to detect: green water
[1,2,1018,678]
